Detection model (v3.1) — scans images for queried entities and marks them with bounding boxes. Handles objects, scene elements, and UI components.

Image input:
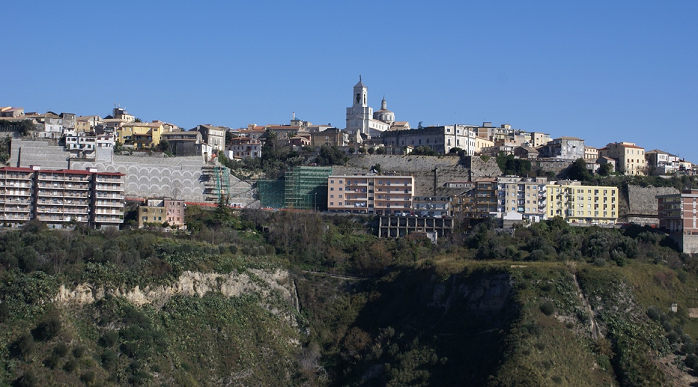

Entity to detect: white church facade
[345,77,406,139]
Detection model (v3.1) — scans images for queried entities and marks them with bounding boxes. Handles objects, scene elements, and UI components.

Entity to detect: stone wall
[627,185,679,216]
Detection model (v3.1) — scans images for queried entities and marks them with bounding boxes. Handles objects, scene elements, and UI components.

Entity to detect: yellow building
[117,122,163,149]
[546,181,618,224]
[599,142,647,175]
[474,137,494,154]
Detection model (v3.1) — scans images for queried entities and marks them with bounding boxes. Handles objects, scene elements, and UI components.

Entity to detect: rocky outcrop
[54,269,296,311]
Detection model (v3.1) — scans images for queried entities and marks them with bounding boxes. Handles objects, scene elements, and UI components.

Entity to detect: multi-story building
[473,178,498,216]
[310,128,349,148]
[412,196,451,217]
[646,149,680,175]
[327,175,414,215]
[92,171,126,229]
[381,125,479,155]
[545,181,618,224]
[117,121,164,149]
[196,124,227,152]
[0,167,34,227]
[65,133,96,155]
[0,166,125,229]
[540,137,585,160]
[161,130,202,156]
[226,137,262,159]
[657,190,698,233]
[584,146,598,161]
[657,189,698,254]
[599,142,647,175]
[497,176,548,222]
[138,198,186,229]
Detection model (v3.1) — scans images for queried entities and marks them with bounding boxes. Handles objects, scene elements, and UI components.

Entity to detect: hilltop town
[1,78,696,253]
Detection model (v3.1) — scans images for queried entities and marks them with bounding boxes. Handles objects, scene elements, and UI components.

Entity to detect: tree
[410,146,437,156]
[316,145,348,166]
[567,158,592,181]
[598,163,613,176]
[158,139,171,154]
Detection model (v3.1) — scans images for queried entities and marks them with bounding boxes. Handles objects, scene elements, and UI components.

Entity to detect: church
[345,77,408,139]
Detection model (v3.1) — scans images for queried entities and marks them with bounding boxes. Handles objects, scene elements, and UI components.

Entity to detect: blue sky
[3,1,697,161]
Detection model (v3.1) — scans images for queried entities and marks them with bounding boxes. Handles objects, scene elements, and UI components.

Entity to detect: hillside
[1,209,698,386]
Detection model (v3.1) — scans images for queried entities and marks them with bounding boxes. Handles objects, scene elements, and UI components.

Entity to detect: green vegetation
[497,153,532,176]
[409,146,438,156]
[1,209,697,385]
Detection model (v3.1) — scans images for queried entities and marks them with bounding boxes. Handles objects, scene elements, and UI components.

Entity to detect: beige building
[138,198,186,229]
[599,142,647,175]
[327,175,414,215]
[545,181,618,224]
[584,146,598,161]
[497,176,548,222]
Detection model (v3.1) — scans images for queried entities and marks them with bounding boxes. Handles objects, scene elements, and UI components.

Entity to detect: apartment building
[472,178,498,216]
[138,198,186,229]
[196,124,227,152]
[657,190,698,234]
[0,167,34,227]
[657,190,698,254]
[92,172,126,229]
[226,137,262,159]
[600,142,647,175]
[497,176,548,222]
[0,166,125,229]
[327,175,414,215]
[545,181,618,224]
[412,196,451,217]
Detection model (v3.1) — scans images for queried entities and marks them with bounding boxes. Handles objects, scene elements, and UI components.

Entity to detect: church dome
[373,96,395,124]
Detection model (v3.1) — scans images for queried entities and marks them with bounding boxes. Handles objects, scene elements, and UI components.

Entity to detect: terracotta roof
[0,167,33,172]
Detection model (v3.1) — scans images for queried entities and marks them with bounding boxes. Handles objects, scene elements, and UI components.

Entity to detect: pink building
[327,175,414,215]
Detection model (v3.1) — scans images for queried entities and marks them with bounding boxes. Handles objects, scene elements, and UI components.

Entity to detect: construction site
[257,166,333,210]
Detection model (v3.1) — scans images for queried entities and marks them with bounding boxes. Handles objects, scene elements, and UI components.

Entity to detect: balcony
[95,201,124,208]
[94,209,124,216]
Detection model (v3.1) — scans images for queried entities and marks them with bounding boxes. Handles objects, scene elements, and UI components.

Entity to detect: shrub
[540,301,555,316]
[682,342,696,354]
[63,358,78,373]
[13,371,37,387]
[54,342,69,357]
[43,354,60,369]
[101,350,117,370]
[667,331,680,344]
[593,258,606,267]
[72,345,86,358]
[80,371,95,385]
[99,331,119,347]
[32,315,61,341]
[10,333,35,360]
[647,306,661,321]
[685,354,698,369]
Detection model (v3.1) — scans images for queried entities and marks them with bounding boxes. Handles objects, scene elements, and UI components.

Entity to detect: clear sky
[3,1,697,162]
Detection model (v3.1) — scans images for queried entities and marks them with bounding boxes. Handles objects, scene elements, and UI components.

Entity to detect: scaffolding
[257,179,285,209]
[202,165,230,203]
[283,166,333,210]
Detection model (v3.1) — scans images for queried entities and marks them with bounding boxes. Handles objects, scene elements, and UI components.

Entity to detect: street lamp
[314,192,317,212]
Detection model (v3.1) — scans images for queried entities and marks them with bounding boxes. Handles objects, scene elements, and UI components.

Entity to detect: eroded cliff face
[54,269,298,314]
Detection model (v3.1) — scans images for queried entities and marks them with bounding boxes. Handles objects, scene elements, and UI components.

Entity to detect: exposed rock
[54,269,294,309]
